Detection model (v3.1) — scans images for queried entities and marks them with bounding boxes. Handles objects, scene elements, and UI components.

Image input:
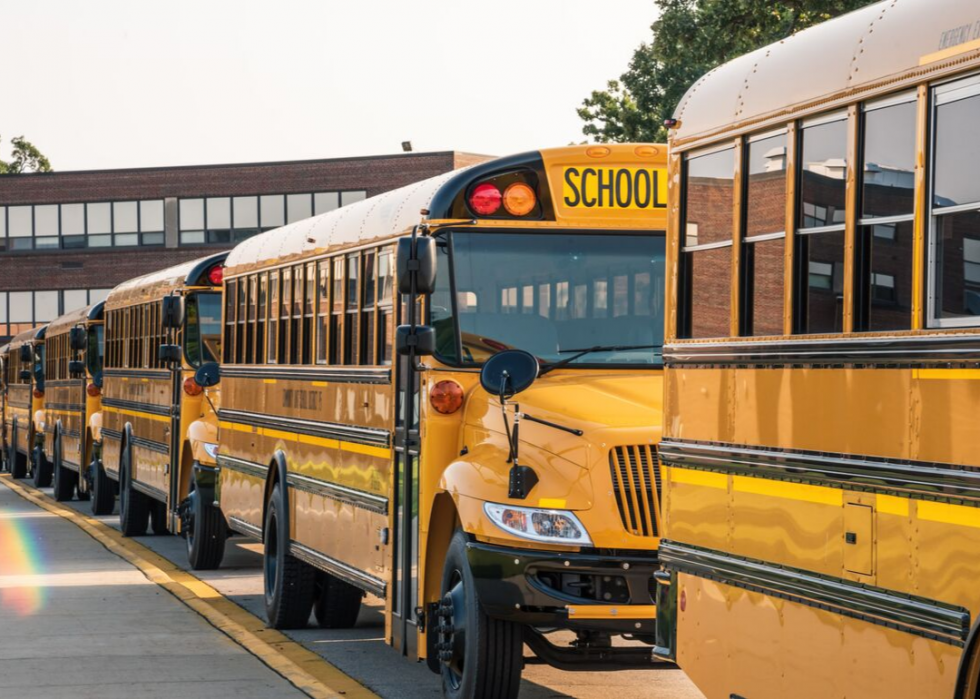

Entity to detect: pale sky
[0,1,658,171]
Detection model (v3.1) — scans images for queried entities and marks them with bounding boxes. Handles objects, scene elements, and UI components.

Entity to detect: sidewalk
[0,479,305,699]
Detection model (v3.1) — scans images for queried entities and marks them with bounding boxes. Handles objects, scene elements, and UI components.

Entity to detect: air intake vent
[609,445,662,538]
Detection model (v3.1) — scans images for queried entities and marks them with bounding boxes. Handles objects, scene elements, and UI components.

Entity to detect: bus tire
[119,445,149,536]
[90,456,115,516]
[150,500,169,535]
[437,530,523,699]
[186,483,226,570]
[10,427,27,479]
[32,444,52,488]
[52,434,77,502]
[263,484,315,629]
[314,572,363,629]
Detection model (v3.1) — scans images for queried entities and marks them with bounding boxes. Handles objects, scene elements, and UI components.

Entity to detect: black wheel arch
[261,449,290,544]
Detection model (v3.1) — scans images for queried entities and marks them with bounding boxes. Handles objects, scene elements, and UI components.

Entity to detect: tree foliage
[579,0,879,143]
[0,135,53,174]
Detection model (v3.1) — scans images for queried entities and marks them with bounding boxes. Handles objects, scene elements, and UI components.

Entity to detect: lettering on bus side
[562,166,668,210]
[282,389,324,412]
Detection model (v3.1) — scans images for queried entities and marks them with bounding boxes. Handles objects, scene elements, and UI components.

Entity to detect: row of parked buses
[4,2,980,697]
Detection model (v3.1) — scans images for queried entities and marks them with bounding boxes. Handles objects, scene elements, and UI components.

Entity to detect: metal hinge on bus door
[843,503,873,576]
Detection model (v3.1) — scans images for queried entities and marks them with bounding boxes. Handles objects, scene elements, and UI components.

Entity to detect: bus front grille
[609,445,662,539]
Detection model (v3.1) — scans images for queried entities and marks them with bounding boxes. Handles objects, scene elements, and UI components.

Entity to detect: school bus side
[3,326,46,480]
[101,253,226,536]
[658,2,980,698]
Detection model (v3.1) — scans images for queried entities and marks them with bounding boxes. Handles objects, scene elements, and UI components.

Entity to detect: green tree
[579,0,879,143]
[0,135,52,174]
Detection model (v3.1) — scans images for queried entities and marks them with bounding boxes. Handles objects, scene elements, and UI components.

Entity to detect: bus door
[391,347,420,657]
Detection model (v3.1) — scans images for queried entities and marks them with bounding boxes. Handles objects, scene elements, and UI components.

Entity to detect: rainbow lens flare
[0,512,45,616]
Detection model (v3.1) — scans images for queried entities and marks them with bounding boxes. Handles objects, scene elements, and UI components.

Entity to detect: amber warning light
[430,380,464,414]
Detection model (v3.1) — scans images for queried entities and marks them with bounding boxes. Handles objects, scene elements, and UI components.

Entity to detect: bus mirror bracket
[68,360,85,378]
[161,295,184,329]
[69,327,87,351]
[158,344,182,365]
[19,369,31,382]
[395,325,435,357]
[397,236,437,296]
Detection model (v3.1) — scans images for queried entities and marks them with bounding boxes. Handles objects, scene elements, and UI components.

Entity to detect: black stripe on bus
[47,402,85,412]
[101,427,123,442]
[664,334,980,368]
[45,380,85,389]
[104,368,172,380]
[285,472,388,515]
[102,397,172,418]
[288,540,386,598]
[216,454,269,480]
[218,408,390,448]
[131,478,168,503]
[659,439,980,506]
[131,435,170,455]
[659,540,970,646]
[62,429,82,440]
[227,516,262,540]
[220,365,391,385]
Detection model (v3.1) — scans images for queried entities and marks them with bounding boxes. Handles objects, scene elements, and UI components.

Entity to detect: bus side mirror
[158,344,182,364]
[161,296,184,329]
[69,327,87,351]
[395,325,435,356]
[195,361,220,388]
[68,360,85,377]
[19,346,31,362]
[396,236,437,296]
[19,370,31,382]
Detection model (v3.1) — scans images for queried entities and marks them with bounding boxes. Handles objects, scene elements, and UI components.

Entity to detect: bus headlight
[202,443,219,460]
[484,503,591,546]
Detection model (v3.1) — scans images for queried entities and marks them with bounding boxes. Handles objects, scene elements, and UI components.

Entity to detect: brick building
[0,151,489,342]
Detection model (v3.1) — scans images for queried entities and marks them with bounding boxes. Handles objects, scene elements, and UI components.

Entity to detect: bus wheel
[263,484,315,629]
[10,433,27,480]
[119,446,149,536]
[90,457,115,516]
[314,572,363,629]
[437,530,523,699]
[185,482,226,570]
[52,434,78,502]
[150,500,169,535]
[32,445,52,488]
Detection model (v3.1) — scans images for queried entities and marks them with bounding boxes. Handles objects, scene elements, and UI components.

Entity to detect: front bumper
[465,540,658,635]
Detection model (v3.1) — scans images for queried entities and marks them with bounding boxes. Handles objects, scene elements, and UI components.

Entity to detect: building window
[287,194,312,224]
[680,145,735,339]
[260,195,285,230]
[179,198,205,245]
[796,113,847,334]
[931,75,980,325]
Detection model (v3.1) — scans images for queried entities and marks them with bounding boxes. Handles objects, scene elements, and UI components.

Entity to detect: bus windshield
[432,231,665,367]
[87,325,104,380]
[185,292,222,367]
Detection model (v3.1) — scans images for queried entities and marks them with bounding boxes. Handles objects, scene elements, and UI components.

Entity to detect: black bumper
[465,540,658,635]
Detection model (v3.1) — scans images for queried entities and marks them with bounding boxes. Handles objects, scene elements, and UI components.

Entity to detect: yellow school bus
[3,326,48,482]
[41,302,105,504]
[101,253,226,536]
[655,1,980,697]
[204,145,670,695]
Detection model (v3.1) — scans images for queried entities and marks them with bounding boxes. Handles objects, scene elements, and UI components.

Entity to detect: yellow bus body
[213,144,670,690]
[658,1,980,698]
[2,325,47,479]
[41,302,105,501]
[101,253,226,534]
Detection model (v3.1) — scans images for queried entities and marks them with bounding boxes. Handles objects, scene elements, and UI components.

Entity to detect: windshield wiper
[538,344,660,376]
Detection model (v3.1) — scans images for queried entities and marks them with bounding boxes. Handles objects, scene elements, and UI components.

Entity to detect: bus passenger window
[237,278,247,364]
[316,261,329,364]
[743,131,787,336]
[225,279,237,364]
[304,262,315,365]
[345,255,359,365]
[857,96,916,332]
[797,115,847,334]
[267,271,279,363]
[681,146,735,338]
[361,251,376,365]
[331,258,344,364]
[256,273,267,364]
[246,275,257,364]
[378,250,393,365]
[931,77,980,325]
[281,267,292,364]
[292,265,304,365]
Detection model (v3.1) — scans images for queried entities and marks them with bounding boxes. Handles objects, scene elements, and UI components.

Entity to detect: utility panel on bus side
[843,503,874,576]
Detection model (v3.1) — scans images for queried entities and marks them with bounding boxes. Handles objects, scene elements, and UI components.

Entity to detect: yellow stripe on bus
[733,476,842,507]
[877,494,909,517]
[913,368,980,380]
[103,406,171,424]
[218,421,391,460]
[670,468,727,490]
[45,408,83,417]
[918,500,980,529]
